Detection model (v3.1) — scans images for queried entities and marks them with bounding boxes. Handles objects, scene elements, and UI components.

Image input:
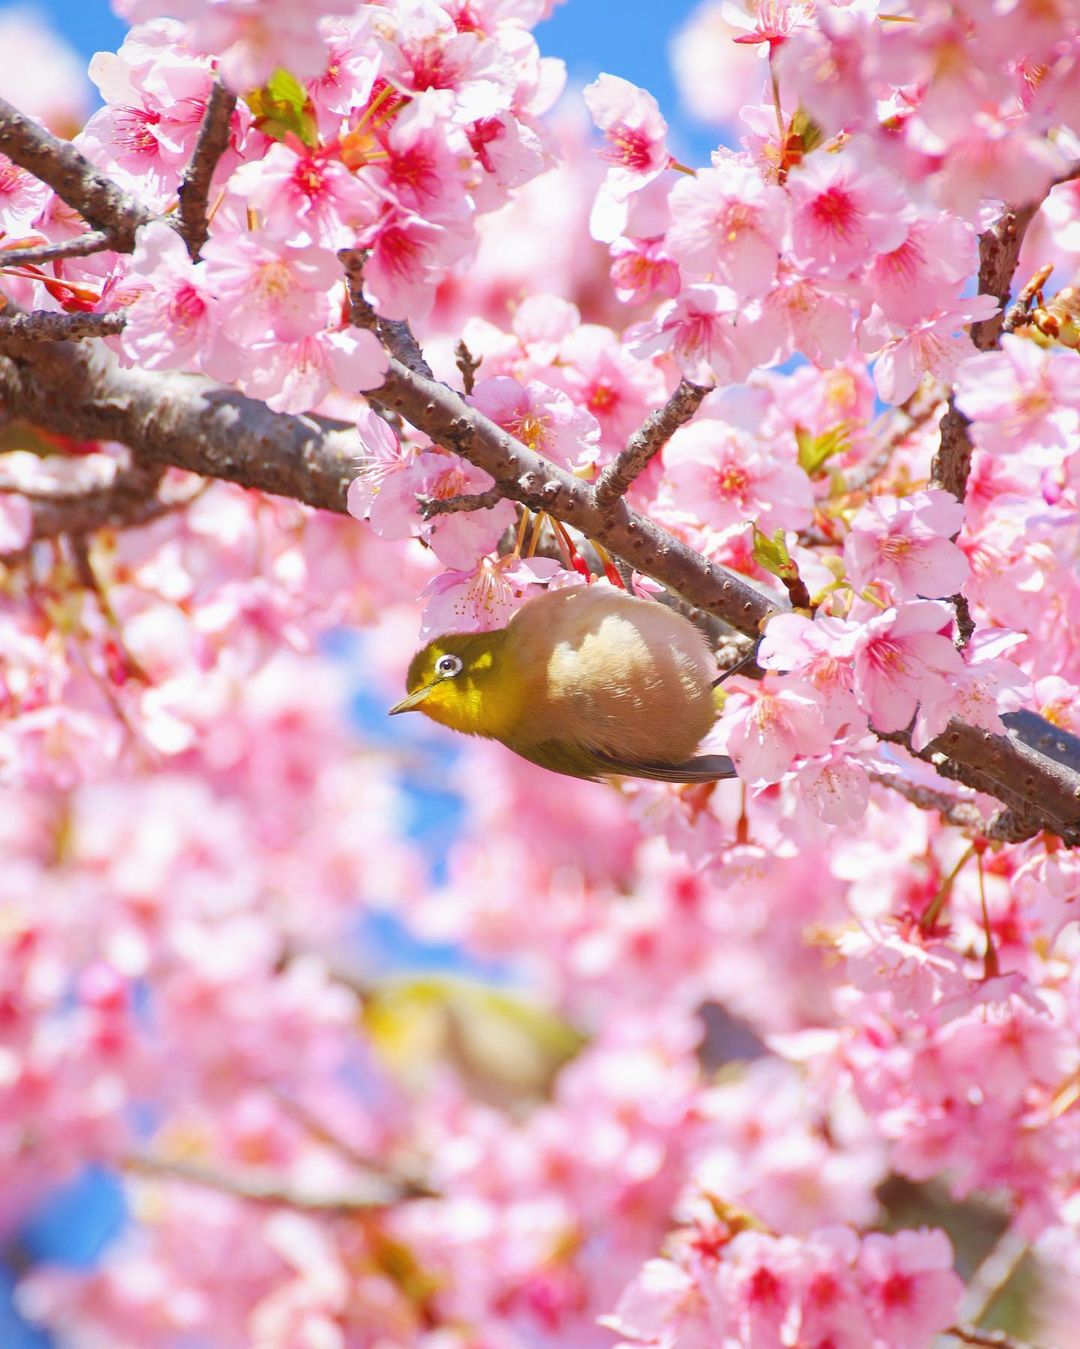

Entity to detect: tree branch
[932,159,1080,499]
[418,485,506,518]
[2,321,1079,842]
[594,377,711,509]
[123,1152,431,1211]
[868,769,985,831]
[946,1324,1049,1349]
[0,310,126,342]
[0,337,360,512]
[0,96,153,251]
[0,230,115,269]
[0,462,175,560]
[177,79,236,260]
[455,337,481,395]
[338,246,434,378]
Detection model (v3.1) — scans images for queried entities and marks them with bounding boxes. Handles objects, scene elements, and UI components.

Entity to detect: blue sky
[12,0,720,161]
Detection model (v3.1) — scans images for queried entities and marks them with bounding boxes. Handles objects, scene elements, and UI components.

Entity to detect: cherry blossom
[3,4,1080,1347]
[851,602,964,735]
[844,490,969,601]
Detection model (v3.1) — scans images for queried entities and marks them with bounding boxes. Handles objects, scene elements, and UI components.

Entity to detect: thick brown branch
[595,378,711,509]
[2,331,1079,842]
[0,230,114,269]
[123,1152,429,1211]
[880,721,1080,846]
[177,79,236,260]
[933,159,1080,499]
[0,310,125,342]
[970,160,1080,354]
[368,356,778,633]
[0,96,152,250]
[0,338,360,512]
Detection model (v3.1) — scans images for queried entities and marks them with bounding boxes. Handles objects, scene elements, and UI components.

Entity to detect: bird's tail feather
[593,750,738,783]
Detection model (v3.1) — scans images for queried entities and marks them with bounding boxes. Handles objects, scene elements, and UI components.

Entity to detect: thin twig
[418,485,505,518]
[1002,263,1055,335]
[946,1323,1051,1349]
[267,1088,435,1199]
[177,79,236,261]
[122,1152,427,1212]
[0,230,114,269]
[869,769,984,829]
[455,338,481,395]
[0,310,125,342]
[594,378,711,509]
[0,95,152,250]
[336,246,433,377]
[960,1228,1030,1327]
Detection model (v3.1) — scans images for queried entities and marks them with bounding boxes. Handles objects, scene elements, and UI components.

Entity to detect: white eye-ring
[436,654,463,678]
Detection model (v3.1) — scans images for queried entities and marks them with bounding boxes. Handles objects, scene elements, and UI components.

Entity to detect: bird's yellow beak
[388,685,435,715]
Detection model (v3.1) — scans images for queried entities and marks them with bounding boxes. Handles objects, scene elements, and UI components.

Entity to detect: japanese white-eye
[389,586,737,783]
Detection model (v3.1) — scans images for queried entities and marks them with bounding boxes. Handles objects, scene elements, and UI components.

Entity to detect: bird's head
[389,630,521,737]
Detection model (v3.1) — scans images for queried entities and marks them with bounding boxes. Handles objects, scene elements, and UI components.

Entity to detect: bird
[389,585,739,783]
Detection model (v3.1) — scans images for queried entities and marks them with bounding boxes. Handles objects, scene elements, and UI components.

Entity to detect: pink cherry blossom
[869,295,1000,405]
[912,653,1030,751]
[609,236,681,306]
[355,206,473,321]
[856,1228,964,1346]
[346,406,409,525]
[845,490,969,601]
[232,327,387,414]
[200,231,341,344]
[374,0,517,123]
[659,420,813,535]
[420,555,563,635]
[228,141,378,249]
[0,154,51,236]
[584,73,671,197]
[867,211,978,328]
[851,601,964,734]
[470,375,601,472]
[665,160,787,300]
[628,283,785,385]
[409,450,517,568]
[115,0,350,91]
[796,745,871,826]
[761,269,856,366]
[719,673,839,782]
[118,221,236,375]
[955,335,1080,461]
[786,152,909,279]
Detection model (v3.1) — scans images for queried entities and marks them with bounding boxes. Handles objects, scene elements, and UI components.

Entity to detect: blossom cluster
[586,0,1078,403]
[1,0,1079,1347]
[1,2,565,411]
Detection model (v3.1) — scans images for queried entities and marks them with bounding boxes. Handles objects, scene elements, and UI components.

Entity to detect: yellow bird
[389,586,738,783]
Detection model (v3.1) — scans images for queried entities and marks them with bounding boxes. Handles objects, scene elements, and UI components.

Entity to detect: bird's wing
[589,750,739,783]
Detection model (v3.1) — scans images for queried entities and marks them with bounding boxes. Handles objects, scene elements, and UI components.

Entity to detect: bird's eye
[436,654,463,678]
